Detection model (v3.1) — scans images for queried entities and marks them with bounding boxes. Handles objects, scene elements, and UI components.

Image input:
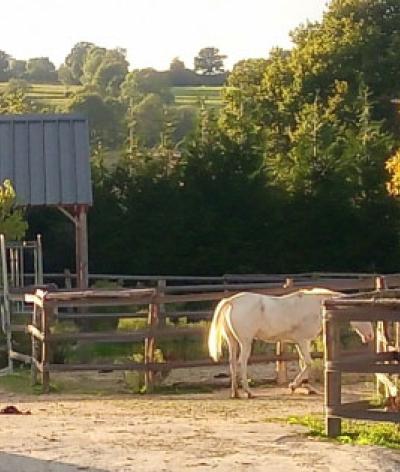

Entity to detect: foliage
[194,47,227,75]
[64,90,126,148]
[60,41,95,84]
[386,149,400,196]
[286,414,400,449]
[0,88,35,113]
[81,47,129,96]
[11,0,400,277]
[0,180,27,240]
[25,57,58,83]
[0,50,11,81]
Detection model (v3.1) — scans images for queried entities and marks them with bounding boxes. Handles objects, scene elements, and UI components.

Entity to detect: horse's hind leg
[239,340,254,398]
[227,335,240,398]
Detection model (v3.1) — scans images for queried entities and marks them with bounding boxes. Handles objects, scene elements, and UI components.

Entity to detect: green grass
[0,370,43,395]
[0,82,223,110]
[171,86,223,108]
[286,414,400,449]
[0,82,81,110]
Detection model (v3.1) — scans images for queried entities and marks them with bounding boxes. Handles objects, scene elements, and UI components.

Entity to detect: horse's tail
[208,298,232,362]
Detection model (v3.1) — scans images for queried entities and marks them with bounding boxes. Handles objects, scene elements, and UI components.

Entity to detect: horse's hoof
[231,393,240,399]
[246,392,255,399]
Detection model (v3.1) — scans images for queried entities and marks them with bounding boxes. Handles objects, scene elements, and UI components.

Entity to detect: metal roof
[0,114,92,207]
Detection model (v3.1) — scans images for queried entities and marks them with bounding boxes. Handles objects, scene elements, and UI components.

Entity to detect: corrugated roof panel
[29,121,45,205]
[0,114,92,207]
[43,120,61,205]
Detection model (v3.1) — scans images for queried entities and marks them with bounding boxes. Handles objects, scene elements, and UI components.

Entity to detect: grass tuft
[286,414,400,449]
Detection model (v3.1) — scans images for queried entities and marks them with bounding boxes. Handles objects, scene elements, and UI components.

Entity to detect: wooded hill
[2,0,400,277]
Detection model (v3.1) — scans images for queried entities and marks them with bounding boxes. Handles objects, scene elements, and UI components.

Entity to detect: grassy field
[0,82,223,110]
[171,86,223,108]
[0,83,81,110]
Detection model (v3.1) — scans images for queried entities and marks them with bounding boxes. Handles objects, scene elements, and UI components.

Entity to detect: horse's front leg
[239,340,254,398]
[289,340,312,392]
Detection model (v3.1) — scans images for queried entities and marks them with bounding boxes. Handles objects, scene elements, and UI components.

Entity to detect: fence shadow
[0,452,107,472]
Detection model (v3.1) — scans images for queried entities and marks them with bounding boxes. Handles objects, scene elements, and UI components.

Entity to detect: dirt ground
[0,365,400,472]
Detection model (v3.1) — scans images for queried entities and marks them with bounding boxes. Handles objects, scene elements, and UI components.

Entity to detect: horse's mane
[299,287,342,296]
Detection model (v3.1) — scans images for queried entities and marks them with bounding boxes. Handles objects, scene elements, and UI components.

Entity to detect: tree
[0,50,10,81]
[194,47,227,75]
[128,68,172,102]
[132,93,165,147]
[170,57,185,72]
[25,57,57,83]
[58,63,76,85]
[63,41,95,84]
[8,59,26,79]
[81,47,129,96]
[65,91,125,148]
[120,71,143,106]
[0,180,27,240]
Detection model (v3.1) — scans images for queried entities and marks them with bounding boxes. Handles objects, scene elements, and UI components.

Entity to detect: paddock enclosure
[1,240,400,398]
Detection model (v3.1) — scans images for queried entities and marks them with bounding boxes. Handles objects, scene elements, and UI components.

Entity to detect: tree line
[4,0,400,276]
[0,46,228,86]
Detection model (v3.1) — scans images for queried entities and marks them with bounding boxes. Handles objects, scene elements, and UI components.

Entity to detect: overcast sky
[1,0,327,70]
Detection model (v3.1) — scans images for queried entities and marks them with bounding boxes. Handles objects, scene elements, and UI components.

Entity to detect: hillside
[0,83,223,110]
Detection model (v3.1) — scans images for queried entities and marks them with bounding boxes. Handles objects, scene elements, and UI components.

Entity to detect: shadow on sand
[0,452,108,472]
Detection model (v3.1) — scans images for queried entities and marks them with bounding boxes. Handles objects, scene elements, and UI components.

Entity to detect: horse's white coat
[208,288,374,398]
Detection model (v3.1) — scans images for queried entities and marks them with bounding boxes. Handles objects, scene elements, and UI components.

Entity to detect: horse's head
[350,320,374,344]
[314,288,374,344]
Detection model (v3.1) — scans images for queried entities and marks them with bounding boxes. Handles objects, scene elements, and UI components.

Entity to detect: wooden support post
[1,234,12,373]
[144,301,159,392]
[374,276,393,398]
[31,304,39,386]
[41,304,53,393]
[324,305,342,437]
[158,280,166,329]
[36,234,44,285]
[75,206,89,290]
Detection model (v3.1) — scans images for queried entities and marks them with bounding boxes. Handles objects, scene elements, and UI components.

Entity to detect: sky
[1,0,328,71]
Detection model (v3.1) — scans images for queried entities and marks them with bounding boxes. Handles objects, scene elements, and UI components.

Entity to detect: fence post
[30,304,39,386]
[276,278,293,385]
[41,304,53,393]
[64,268,72,289]
[324,303,341,437]
[158,279,166,329]
[145,297,159,393]
[375,276,389,398]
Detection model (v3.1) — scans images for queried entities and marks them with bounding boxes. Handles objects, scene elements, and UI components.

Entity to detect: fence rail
[3,271,400,392]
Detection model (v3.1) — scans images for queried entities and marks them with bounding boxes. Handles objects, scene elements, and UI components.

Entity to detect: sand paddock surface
[0,370,400,472]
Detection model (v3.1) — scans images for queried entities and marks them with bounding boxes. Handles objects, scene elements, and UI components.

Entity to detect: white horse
[208,288,374,398]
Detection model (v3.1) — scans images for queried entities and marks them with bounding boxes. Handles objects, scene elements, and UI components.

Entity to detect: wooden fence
[19,273,400,393]
[323,286,400,437]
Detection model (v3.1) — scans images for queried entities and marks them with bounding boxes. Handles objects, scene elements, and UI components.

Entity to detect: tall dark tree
[194,47,227,75]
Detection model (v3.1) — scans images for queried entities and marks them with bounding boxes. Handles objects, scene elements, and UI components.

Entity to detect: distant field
[0,83,81,109]
[171,86,223,108]
[0,83,223,110]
